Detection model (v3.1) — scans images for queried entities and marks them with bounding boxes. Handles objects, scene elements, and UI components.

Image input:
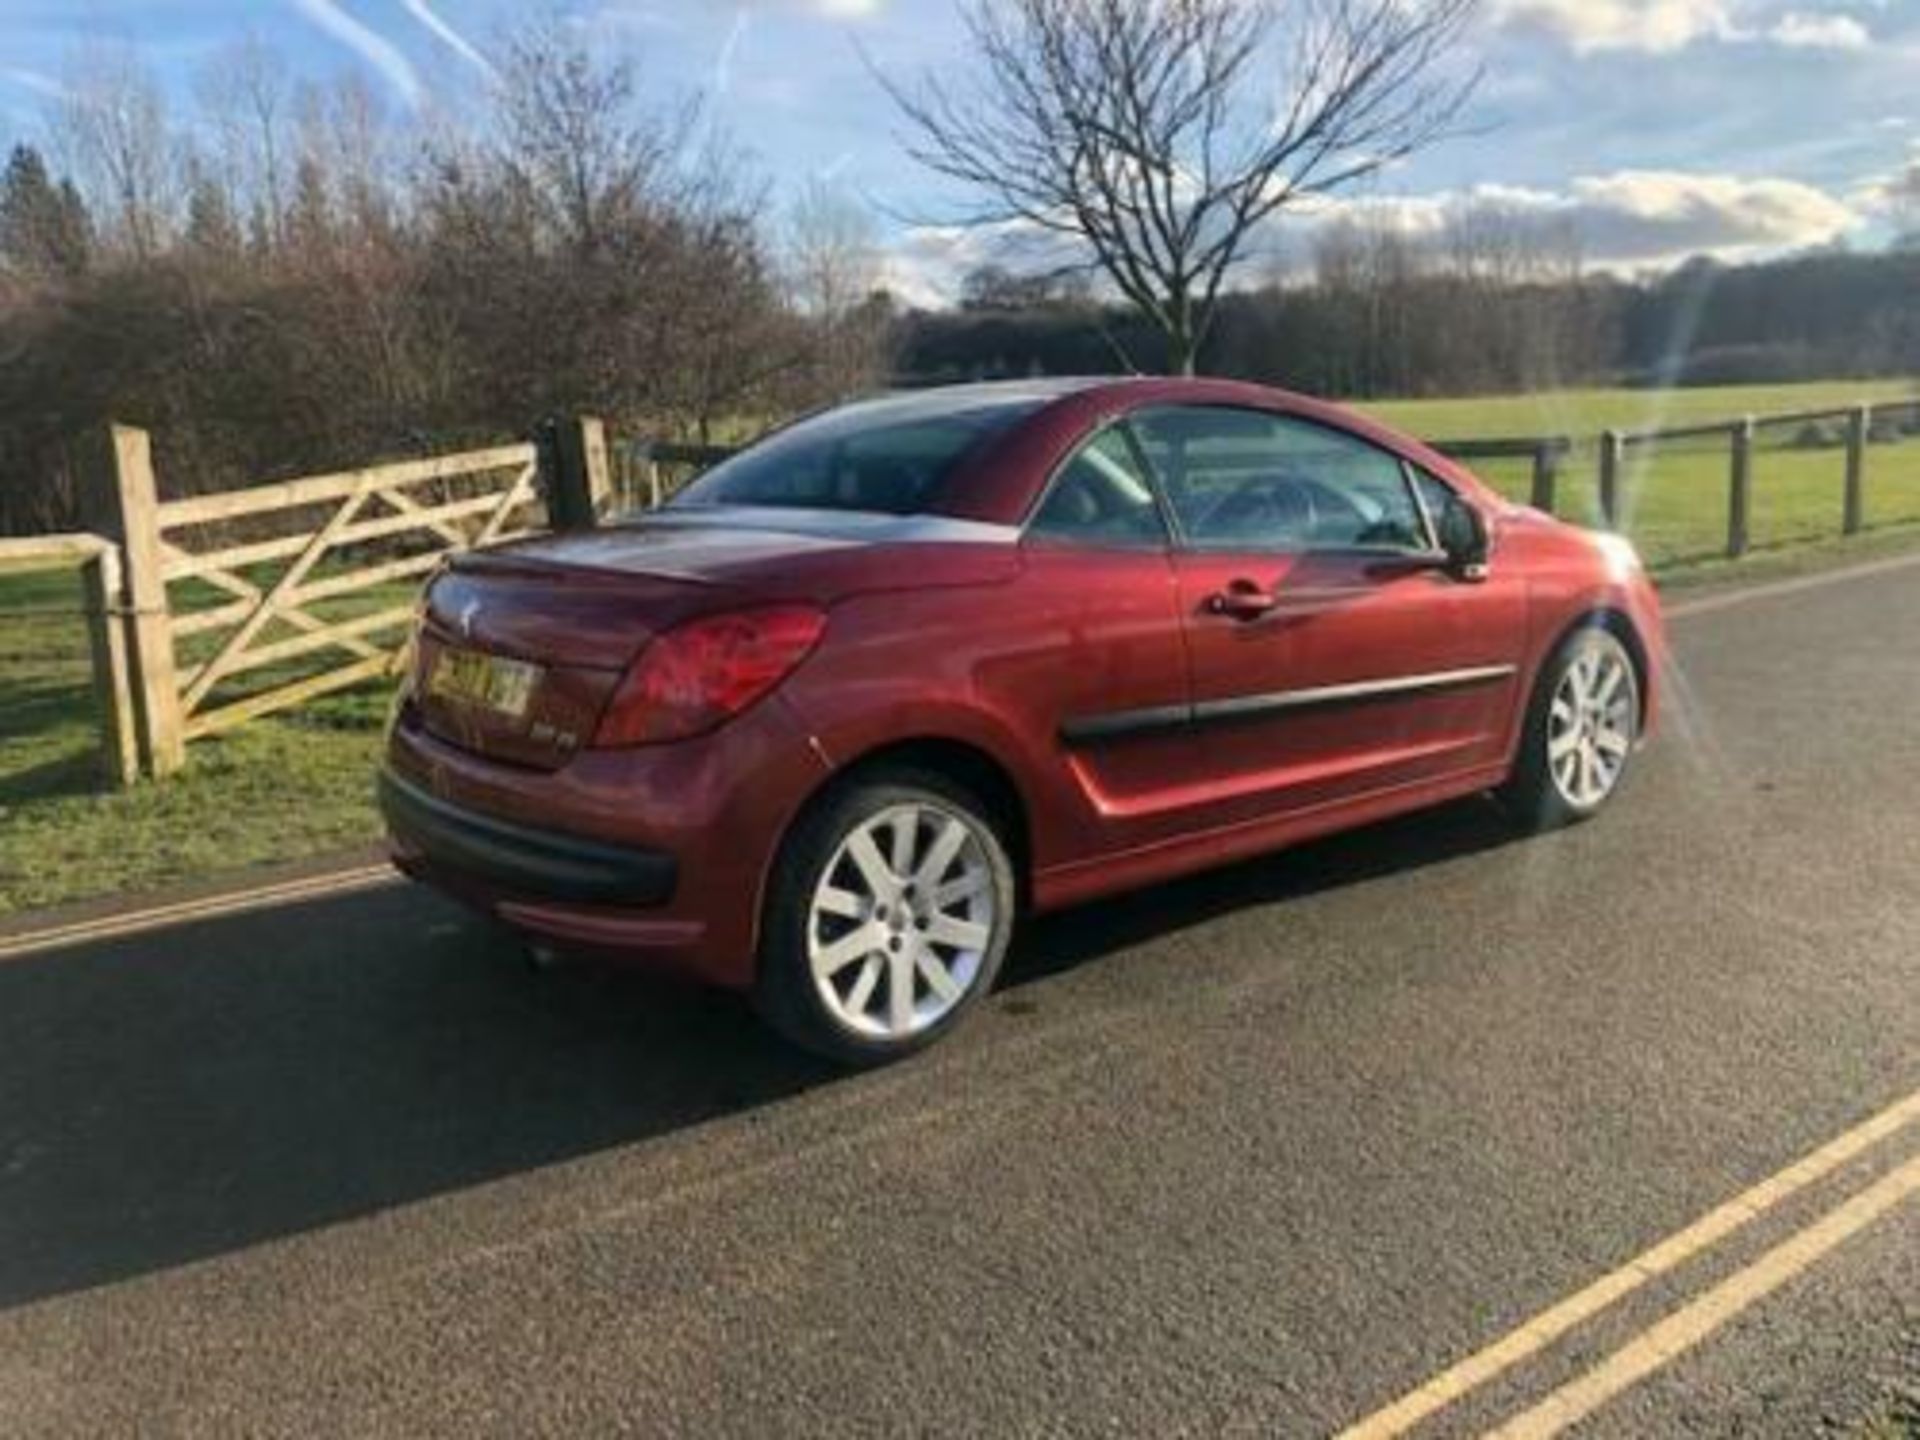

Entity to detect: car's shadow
[0,797,1518,1309]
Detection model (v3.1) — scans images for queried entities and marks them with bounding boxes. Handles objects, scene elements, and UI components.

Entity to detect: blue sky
[2,0,1916,302]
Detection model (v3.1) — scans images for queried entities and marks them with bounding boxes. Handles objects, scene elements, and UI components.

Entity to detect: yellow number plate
[428,648,541,720]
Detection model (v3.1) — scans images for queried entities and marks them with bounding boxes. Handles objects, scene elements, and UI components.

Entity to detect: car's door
[1129,403,1528,831]
[1002,423,1199,856]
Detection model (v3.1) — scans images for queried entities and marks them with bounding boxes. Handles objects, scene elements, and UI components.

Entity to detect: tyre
[754,769,1017,1066]
[1498,624,1641,832]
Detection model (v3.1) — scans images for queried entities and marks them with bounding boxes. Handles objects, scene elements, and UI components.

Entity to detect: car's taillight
[592,605,827,747]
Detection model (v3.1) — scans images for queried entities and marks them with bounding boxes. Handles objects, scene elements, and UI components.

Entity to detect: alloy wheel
[1547,641,1636,809]
[807,803,998,1040]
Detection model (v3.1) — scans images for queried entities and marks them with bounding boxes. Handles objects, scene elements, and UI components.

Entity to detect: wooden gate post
[551,416,613,530]
[1727,416,1754,558]
[1843,404,1870,536]
[79,423,184,777]
[1598,430,1624,530]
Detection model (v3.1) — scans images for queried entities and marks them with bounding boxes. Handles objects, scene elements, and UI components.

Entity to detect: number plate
[428,648,541,720]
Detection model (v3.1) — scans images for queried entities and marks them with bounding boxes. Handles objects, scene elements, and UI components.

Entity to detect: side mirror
[1437,497,1490,581]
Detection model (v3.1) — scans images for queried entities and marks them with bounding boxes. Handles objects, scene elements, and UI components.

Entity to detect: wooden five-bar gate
[77,417,612,779]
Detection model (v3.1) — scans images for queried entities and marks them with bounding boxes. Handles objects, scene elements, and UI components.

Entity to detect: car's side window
[1130,406,1431,553]
[1027,426,1169,548]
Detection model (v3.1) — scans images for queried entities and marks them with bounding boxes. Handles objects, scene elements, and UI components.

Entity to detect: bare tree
[884,0,1481,373]
[788,180,881,319]
[197,32,291,249]
[55,38,176,262]
[786,181,893,396]
[493,17,695,258]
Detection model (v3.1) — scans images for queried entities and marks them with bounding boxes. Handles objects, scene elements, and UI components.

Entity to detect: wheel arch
[1584,606,1652,729]
[1527,603,1651,731]
[804,736,1032,887]
[751,731,1036,972]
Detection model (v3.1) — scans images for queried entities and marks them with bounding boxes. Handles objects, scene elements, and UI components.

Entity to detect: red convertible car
[382,378,1663,1064]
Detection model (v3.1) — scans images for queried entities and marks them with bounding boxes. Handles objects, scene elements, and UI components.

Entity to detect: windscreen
[670,396,1043,516]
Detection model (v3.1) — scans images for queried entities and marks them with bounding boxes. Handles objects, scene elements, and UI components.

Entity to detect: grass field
[3,377,1918,916]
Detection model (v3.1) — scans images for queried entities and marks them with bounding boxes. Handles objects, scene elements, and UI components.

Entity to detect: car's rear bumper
[381,695,830,989]
[379,769,677,906]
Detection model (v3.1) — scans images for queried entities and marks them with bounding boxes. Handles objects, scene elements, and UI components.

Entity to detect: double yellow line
[0,862,397,962]
[1339,1088,1920,1439]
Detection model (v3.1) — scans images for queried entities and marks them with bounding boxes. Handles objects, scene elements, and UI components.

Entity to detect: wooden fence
[74,416,613,779]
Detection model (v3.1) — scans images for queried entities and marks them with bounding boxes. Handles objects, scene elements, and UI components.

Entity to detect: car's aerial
[381,377,1664,1064]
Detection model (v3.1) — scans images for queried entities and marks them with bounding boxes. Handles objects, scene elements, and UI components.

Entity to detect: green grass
[4,378,1919,917]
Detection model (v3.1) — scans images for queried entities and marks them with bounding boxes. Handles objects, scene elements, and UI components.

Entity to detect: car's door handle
[1206,580,1279,620]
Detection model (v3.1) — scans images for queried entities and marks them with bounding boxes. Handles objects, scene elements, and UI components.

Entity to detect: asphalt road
[2,558,1917,1437]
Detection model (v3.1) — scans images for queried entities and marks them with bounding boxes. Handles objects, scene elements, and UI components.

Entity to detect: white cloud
[883,170,1863,305]
[1851,149,1920,218]
[1766,11,1870,48]
[806,0,887,16]
[1492,0,1873,53]
[1491,0,1736,54]
[1560,170,1856,256]
[288,0,423,110]
[881,221,1075,309]
[1307,171,1858,264]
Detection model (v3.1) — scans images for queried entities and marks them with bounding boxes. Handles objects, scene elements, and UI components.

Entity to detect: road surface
[2,558,1917,1437]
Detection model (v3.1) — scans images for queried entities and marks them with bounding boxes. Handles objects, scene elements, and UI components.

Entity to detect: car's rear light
[592,605,827,747]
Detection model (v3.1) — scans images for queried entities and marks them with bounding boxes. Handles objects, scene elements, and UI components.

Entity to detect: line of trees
[898,223,1920,399]
[0,25,891,534]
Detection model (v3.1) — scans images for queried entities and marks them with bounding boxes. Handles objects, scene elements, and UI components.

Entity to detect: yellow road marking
[1336,1088,1920,1439]
[1486,1150,1920,1439]
[0,863,398,961]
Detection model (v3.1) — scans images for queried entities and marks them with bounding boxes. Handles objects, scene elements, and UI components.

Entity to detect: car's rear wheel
[755,770,1016,1066]
[1499,625,1640,831]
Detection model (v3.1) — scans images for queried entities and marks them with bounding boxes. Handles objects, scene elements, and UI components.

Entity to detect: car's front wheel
[1499,625,1641,831]
[755,769,1016,1066]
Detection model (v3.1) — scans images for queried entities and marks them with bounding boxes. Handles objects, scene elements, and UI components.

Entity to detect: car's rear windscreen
[670,395,1043,515]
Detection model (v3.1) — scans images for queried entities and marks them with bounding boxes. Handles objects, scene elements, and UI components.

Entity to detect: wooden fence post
[551,415,612,529]
[1530,440,1562,513]
[79,423,184,777]
[1727,416,1754,558]
[80,546,140,787]
[1598,430,1623,530]
[1843,404,1870,535]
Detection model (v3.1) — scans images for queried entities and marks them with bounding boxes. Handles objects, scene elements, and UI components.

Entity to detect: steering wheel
[1197,472,1320,544]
